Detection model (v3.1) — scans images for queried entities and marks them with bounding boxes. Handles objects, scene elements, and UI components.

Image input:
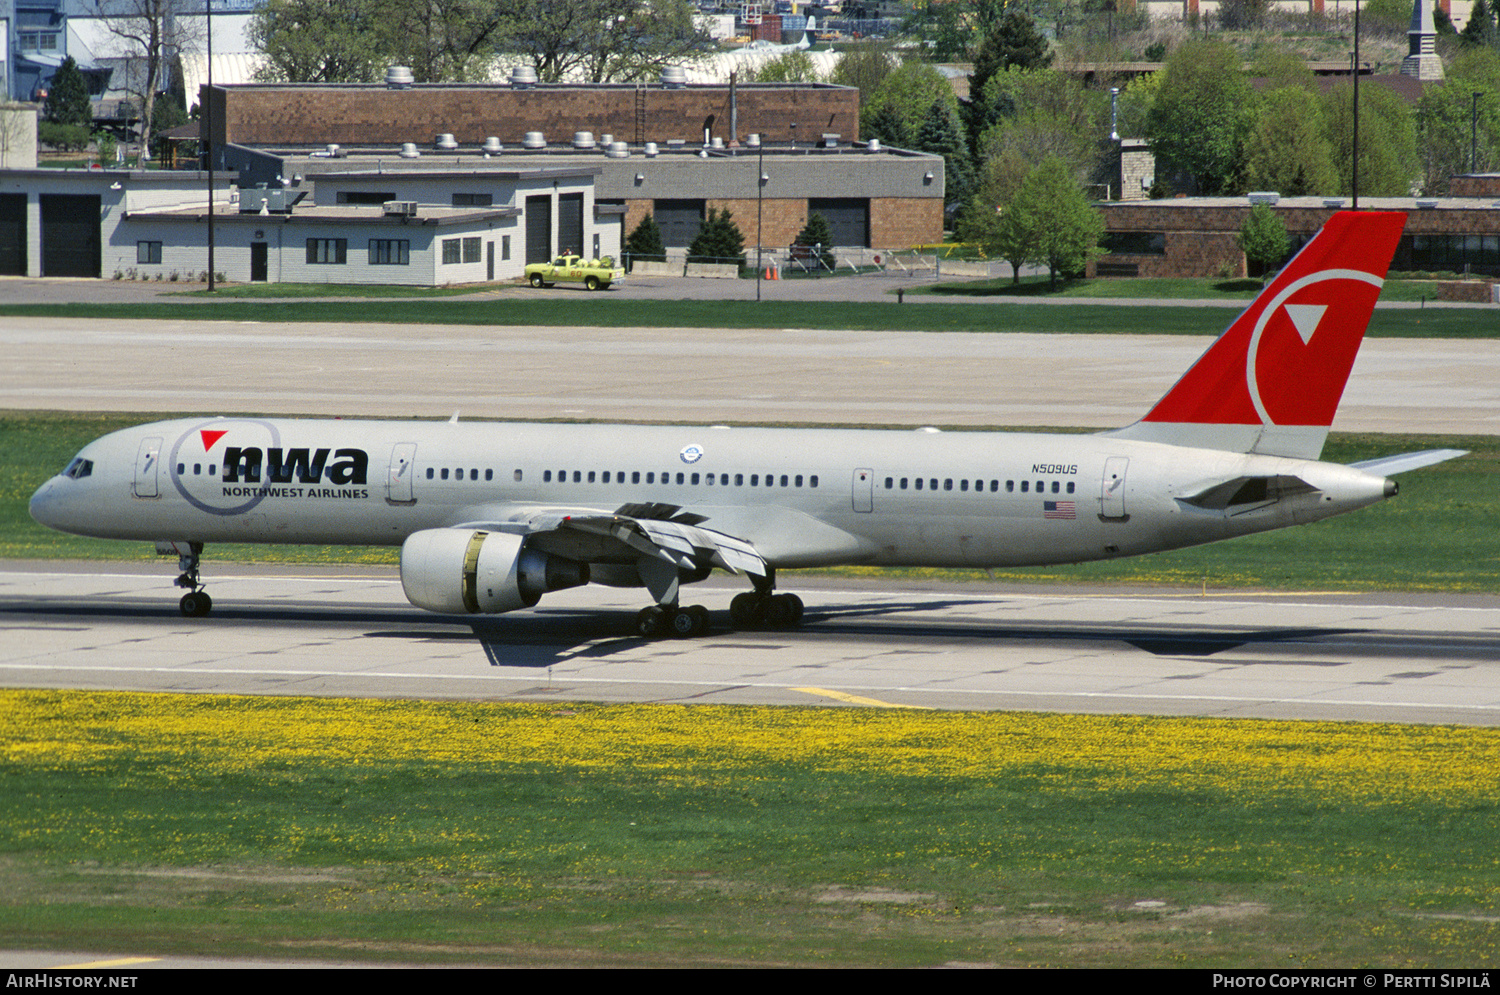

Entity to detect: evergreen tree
[1237,204,1290,280]
[45,57,92,128]
[687,208,745,267]
[914,99,973,208]
[625,213,666,265]
[864,102,911,148]
[967,11,1052,144]
[793,213,835,271]
[1460,0,1498,48]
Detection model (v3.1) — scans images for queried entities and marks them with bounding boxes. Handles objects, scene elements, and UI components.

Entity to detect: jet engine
[400,528,589,614]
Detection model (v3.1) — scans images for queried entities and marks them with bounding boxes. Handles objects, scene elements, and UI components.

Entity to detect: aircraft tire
[765,593,803,628]
[529,273,544,288]
[729,592,766,628]
[636,606,666,638]
[670,605,707,638]
[179,591,212,617]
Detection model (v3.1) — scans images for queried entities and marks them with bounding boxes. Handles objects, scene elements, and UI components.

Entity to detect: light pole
[1475,91,1484,174]
[1351,0,1361,210]
[755,134,765,302]
[206,0,215,291]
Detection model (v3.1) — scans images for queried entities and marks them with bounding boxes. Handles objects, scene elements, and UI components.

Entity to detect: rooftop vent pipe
[510,65,537,88]
[660,66,687,89]
[572,131,596,149]
[399,143,420,158]
[435,133,458,150]
[385,65,414,89]
[482,137,503,154]
[522,131,546,149]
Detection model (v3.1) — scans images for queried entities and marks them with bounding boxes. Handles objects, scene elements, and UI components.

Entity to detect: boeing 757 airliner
[29,211,1464,637]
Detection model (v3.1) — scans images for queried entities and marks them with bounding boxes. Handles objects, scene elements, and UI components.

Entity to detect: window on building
[336,191,395,205]
[137,241,161,264]
[452,193,494,207]
[368,239,409,265]
[502,235,511,260]
[442,238,461,264]
[463,237,482,263]
[306,238,347,264]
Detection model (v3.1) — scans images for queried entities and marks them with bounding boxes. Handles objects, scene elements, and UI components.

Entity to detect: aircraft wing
[1348,449,1468,476]
[451,503,769,579]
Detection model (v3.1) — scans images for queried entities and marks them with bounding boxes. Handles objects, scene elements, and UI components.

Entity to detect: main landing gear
[634,570,803,640]
[162,541,212,617]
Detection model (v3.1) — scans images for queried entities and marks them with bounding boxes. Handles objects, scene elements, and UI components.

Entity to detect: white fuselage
[30,416,1394,571]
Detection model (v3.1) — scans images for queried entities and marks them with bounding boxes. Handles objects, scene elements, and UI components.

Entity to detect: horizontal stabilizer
[1349,449,1468,476]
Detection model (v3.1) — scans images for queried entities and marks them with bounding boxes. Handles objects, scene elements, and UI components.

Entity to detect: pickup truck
[523,254,624,290]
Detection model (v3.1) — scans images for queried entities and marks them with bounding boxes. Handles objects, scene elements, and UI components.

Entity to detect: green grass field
[918,274,1481,304]
[2,692,1496,967]
[0,297,1488,337]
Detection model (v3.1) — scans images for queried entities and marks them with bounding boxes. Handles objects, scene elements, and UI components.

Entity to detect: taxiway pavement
[3,564,1497,726]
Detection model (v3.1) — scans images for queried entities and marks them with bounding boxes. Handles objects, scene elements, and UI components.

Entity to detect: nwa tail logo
[1143,211,1406,429]
[171,419,371,515]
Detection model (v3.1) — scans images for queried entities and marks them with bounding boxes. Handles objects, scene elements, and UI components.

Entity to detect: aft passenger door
[133,436,162,498]
[852,468,874,512]
[387,443,417,505]
[1101,457,1129,520]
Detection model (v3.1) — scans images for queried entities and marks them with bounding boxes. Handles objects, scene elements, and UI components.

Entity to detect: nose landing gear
[158,541,212,617]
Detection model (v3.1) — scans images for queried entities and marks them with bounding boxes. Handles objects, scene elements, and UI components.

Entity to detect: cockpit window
[63,458,93,480]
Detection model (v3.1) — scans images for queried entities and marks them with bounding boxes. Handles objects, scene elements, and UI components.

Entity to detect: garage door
[809,198,869,248]
[40,194,100,277]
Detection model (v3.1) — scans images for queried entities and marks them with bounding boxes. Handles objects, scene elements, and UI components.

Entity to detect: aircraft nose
[29,478,58,528]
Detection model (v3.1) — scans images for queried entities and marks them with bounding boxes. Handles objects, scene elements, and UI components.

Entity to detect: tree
[624,213,666,265]
[860,60,956,150]
[1323,82,1421,197]
[748,50,821,83]
[45,57,92,128]
[793,213,835,271]
[1242,87,1340,196]
[687,208,745,267]
[1417,47,1500,192]
[969,10,1051,100]
[89,0,202,160]
[251,0,389,83]
[829,42,897,108]
[914,98,973,208]
[975,67,1110,188]
[1007,156,1104,287]
[377,0,516,82]
[1144,39,1255,195]
[1460,0,1498,47]
[497,0,713,84]
[1238,204,1290,280]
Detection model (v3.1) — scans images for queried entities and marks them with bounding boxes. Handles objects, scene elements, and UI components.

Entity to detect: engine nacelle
[400,528,589,614]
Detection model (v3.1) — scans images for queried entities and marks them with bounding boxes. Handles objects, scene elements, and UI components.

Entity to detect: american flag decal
[1043,500,1076,520]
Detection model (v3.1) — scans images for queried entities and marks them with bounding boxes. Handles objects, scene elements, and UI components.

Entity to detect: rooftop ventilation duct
[572,131,596,149]
[644,142,659,157]
[866,138,880,151]
[746,133,761,148]
[510,65,537,88]
[435,133,458,150]
[399,143,420,158]
[482,136,503,154]
[606,141,629,158]
[601,133,613,144]
[522,131,546,149]
[1248,191,1279,205]
[710,136,724,149]
[660,66,687,89]
[385,65,414,89]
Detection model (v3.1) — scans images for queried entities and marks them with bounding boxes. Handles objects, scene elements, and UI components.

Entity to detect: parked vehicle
[524,255,624,290]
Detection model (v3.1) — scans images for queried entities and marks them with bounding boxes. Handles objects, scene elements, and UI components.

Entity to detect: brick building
[1091,196,1500,280]
[205,79,945,255]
